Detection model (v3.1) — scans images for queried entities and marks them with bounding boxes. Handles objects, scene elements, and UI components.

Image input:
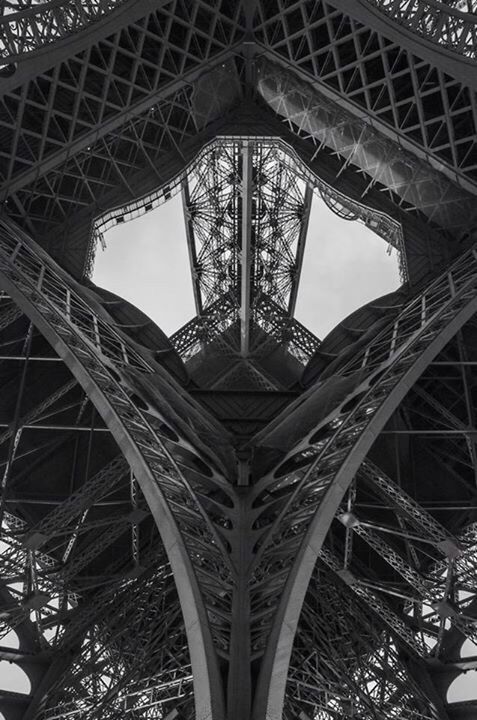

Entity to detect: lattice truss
[367,0,477,59]
[246,237,477,719]
[0,217,242,720]
[0,0,246,276]
[0,1,474,280]
[284,508,477,720]
[253,1,477,249]
[184,139,309,313]
[0,1,128,60]
[171,136,404,367]
[2,230,477,719]
[286,453,477,719]
[257,58,477,239]
[1,1,477,720]
[287,567,441,720]
[0,294,196,718]
[176,138,316,364]
[0,0,475,63]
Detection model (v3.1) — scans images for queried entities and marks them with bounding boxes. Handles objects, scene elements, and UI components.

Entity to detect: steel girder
[0,2,477,719]
[0,1,130,60]
[286,566,444,720]
[0,1,475,66]
[0,304,199,718]
[364,0,477,60]
[257,58,477,240]
[180,138,314,363]
[254,1,477,188]
[182,140,312,319]
[0,1,247,275]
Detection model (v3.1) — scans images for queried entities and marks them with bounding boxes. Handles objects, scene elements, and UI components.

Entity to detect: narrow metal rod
[380,429,477,435]
[0,424,109,432]
[182,177,203,315]
[430,361,477,365]
[240,140,253,358]
[0,355,60,361]
[288,183,313,317]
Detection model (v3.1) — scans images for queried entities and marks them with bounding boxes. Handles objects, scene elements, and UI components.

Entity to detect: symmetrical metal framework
[1,2,477,720]
[178,138,316,369]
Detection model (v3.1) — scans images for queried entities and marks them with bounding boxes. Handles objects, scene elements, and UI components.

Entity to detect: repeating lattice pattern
[0,2,477,719]
[0,1,127,60]
[366,0,477,59]
[254,0,477,186]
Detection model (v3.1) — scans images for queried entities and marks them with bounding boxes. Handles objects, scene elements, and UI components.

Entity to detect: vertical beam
[455,330,477,486]
[0,323,32,526]
[240,141,253,357]
[182,178,203,316]
[288,183,313,317]
[227,496,253,720]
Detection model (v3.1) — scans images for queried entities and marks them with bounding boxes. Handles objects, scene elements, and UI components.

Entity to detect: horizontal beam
[0,423,109,433]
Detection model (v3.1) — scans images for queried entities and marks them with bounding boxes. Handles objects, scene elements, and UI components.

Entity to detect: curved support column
[253,241,477,719]
[0,219,225,720]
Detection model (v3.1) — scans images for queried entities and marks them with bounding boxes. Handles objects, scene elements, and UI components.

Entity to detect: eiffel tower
[1,1,477,719]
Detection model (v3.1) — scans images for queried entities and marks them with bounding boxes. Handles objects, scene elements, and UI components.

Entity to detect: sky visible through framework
[92,192,402,340]
[0,194,476,705]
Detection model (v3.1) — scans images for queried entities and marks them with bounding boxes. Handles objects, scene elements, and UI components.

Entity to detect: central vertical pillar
[227,492,253,720]
[240,140,253,358]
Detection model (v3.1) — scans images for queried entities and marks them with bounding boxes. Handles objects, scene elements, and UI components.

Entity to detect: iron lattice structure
[1,2,477,720]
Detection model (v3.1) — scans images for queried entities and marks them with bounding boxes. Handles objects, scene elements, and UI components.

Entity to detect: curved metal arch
[0,219,227,720]
[363,0,477,60]
[253,242,477,720]
[0,0,130,62]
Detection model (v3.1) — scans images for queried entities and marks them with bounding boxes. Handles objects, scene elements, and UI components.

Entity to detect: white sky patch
[0,661,30,694]
[448,669,477,702]
[93,194,195,336]
[295,195,401,340]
